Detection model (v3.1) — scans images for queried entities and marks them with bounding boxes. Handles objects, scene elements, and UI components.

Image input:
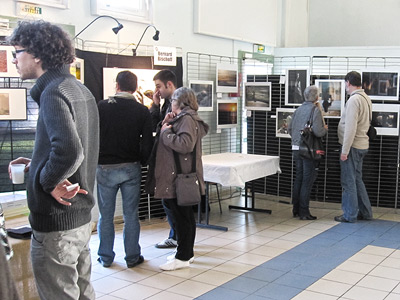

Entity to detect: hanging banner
[154,46,176,66]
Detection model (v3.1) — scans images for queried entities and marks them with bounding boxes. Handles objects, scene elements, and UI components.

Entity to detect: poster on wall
[0,88,27,120]
[276,108,295,138]
[371,104,400,136]
[103,68,159,107]
[315,79,345,118]
[0,46,20,78]
[217,99,238,129]
[70,57,84,84]
[285,69,309,106]
[216,63,238,93]
[361,70,399,100]
[244,82,272,111]
[189,80,213,111]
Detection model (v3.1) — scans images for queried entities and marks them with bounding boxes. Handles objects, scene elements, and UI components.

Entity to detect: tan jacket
[338,89,371,154]
[154,108,209,199]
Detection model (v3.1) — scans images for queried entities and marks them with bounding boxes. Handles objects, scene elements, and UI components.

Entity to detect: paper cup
[10,164,25,184]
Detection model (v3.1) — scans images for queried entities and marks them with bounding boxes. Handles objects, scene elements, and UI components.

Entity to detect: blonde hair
[172,87,199,111]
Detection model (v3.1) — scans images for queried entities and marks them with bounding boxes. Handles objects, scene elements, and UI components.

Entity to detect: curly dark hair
[8,20,74,70]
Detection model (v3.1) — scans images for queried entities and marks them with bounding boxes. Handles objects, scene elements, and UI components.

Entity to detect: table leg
[196,182,228,231]
[229,181,272,214]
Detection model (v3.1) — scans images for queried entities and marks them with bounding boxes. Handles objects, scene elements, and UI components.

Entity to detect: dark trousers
[292,150,318,217]
[163,198,196,261]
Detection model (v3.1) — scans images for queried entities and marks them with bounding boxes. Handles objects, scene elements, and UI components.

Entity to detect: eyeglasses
[11,49,27,59]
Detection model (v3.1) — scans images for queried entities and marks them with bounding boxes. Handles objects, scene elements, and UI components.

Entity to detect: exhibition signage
[154,46,176,66]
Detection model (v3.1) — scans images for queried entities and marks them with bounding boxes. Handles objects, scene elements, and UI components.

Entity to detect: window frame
[90,0,153,24]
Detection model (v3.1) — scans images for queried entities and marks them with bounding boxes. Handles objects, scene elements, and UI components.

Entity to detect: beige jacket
[337,89,371,154]
[154,108,209,199]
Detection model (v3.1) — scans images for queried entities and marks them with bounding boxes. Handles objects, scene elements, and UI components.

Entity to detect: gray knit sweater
[28,65,99,232]
[288,102,327,147]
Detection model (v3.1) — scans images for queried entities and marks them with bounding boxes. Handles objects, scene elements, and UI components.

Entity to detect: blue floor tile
[255,283,302,300]
[196,219,400,300]
[242,267,286,282]
[222,277,268,294]
[272,272,318,289]
[196,287,249,300]
[258,258,301,272]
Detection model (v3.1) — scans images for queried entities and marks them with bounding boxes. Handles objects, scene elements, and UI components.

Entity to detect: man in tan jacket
[335,71,373,223]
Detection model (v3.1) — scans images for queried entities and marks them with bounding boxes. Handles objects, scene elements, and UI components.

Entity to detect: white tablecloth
[202,153,281,188]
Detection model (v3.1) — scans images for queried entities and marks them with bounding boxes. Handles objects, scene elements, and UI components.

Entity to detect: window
[91,0,153,24]
[15,0,70,9]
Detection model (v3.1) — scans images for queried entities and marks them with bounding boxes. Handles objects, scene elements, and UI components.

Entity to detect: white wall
[1,0,256,60]
[282,0,309,48]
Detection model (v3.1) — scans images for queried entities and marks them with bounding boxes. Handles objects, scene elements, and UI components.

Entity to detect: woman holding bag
[153,87,209,271]
[288,85,328,220]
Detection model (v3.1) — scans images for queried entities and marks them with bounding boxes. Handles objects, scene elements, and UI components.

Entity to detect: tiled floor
[90,195,400,300]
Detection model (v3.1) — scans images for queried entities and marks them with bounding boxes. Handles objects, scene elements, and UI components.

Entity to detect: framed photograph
[315,79,345,118]
[285,69,309,106]
[276,108,295,138]
[70,57,84,84]
[217,99,238,129]
[216,63,238,93]
[189,80,213,111]
[69,57,85,83]
[0,88,27,120]
[103,67,158,108]
[371,104,400,136]
[361,70,399,100]
[244,82,272,111]
[0,46,20,78]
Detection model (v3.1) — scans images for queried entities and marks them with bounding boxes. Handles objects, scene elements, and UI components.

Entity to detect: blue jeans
[31,223,95,300]
[340,147,372,222]
[292,151,318,217]
[162,199,176,240]
[96,162,142,265]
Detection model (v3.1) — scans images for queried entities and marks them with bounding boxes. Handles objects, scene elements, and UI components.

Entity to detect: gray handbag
[173,146,201,206]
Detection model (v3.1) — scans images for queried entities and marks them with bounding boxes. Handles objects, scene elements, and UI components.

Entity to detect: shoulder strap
[352,93,372,122]
[173,146,196,174]
[172,113,198,174]
[307,106,317,126]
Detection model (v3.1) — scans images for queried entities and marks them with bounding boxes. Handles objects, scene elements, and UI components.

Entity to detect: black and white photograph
[315,79,345,118]
[189,80,213,111]
[217,99,238,129]
[371,104,400,136]
[285,69,310,106]
[362,70,399,100]
[244,82,272,111]
[216,63,238,93]
[0,88,27,120]
[276,108,295,138]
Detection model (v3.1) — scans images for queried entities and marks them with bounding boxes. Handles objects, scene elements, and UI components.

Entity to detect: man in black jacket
[96,71,153,268]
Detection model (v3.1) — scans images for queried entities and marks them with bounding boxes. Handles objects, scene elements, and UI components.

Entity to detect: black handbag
[173,146,202,206]
[299,107,325,160]
[354,93,376,141]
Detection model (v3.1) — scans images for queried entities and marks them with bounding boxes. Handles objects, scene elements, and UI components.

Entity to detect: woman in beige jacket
[154,87,209,271]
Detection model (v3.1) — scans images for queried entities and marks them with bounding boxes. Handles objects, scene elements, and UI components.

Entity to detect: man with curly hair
[8,21,98,300]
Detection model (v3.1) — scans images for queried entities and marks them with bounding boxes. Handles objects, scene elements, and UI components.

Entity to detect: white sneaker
[160,258,190,271]
[155,238,177,248]
[167,252,194,263]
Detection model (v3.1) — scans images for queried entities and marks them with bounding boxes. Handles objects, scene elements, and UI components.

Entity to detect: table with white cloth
[198,152,281,231]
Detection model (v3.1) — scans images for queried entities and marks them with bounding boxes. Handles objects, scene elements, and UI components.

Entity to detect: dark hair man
[96,71,153,268]
[149,70,179,249]
[8,20,99,299]
[335,71,373,223]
